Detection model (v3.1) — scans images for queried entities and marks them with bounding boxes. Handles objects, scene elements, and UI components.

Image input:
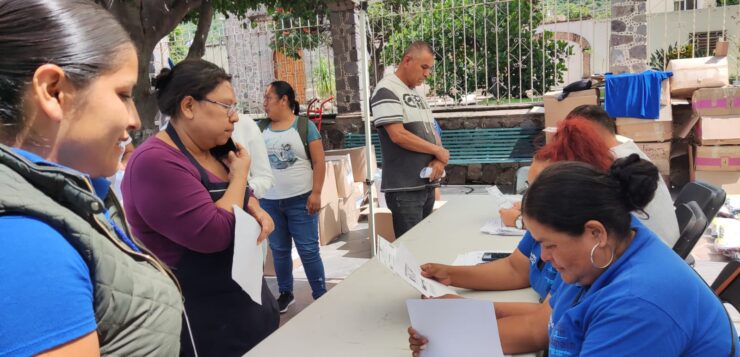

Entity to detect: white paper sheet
[486,185,515,209]
[480,216,527,236]
[232,205,264,305]
[377,237,455,297]
[406,299,504,357]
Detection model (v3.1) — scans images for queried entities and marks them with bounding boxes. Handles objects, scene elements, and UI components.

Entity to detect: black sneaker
[277,292,295,314]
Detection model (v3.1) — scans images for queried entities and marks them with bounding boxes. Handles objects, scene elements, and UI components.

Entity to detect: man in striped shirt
[370,41,449,238]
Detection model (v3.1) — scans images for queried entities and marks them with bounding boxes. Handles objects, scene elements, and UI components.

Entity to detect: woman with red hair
[410,118,615,355]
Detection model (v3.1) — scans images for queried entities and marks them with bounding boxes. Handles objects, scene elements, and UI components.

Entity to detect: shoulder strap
[297,116,313,168]
[257,118,270,132]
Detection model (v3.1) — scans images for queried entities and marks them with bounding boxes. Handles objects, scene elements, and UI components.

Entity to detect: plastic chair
[674,181,727,230]
[712,260,740,313]
[672,201,708,260]
[515,166,530,194]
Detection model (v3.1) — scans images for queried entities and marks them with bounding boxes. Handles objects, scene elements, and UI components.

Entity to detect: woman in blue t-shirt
[260,81,328,313]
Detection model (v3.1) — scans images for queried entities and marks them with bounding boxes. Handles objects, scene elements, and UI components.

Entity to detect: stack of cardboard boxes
[543,88,600,141]
[614,78,674,185]
[693,87,740,194]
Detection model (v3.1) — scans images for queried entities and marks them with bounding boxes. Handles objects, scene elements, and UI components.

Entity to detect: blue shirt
[0,149,137,355]
[547,216,738,356]
[605,70,672,119]
[516,231,559,300]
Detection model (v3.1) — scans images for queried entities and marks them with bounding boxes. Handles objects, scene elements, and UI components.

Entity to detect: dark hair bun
[609,154,659,212]
[152,68,173,91]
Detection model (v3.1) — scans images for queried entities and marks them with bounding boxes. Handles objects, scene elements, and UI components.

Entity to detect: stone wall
[322,108,544,191]
[610,0,649,73]
[224,12,276,114]
[327,0,363,114]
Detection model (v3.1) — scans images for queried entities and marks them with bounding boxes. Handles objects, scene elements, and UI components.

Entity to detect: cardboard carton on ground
[692,87,740,117]
[636,142,671,177]
[326,154,355,199]
[695,171,740,195]
[616,104,673,142]
[319,161,341,245]
[339,189,362,233]
[374,201,447,242]
[543,89,599,128]
[696,116,740,146]
[325,145,377,183]
[695,145,740,172]
[667,56,729,98]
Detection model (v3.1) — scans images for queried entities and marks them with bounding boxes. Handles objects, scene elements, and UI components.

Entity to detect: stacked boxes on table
[318,159,341,245]
[693,87,740,195]
[326,154,362,234]
[615,78,675,185]
[543,88,600,142]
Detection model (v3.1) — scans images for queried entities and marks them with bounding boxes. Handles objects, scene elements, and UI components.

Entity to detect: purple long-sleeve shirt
[121,137,242,267]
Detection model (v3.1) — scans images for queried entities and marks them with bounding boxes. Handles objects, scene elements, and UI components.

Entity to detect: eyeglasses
[202,98,239,117]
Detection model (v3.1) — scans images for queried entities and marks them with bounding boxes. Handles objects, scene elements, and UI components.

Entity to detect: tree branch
[153,0,204,41]
[186,1,214,59]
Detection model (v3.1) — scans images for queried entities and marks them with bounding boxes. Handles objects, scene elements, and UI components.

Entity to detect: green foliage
[168,26,190,63]
[313,57,336,99]
[717,0,739,6]
[648,42,715,70]
[268,8,330,59]
[375,0,573,100]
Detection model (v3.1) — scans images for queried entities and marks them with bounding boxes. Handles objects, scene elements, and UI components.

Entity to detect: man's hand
[428,159,446,182]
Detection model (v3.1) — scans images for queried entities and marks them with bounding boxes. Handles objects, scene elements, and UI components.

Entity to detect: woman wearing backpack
[260,81,328,313]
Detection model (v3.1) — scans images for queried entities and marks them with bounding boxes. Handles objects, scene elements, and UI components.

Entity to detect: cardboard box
[695,171,740,195]
[319,161,341,245]
[543,89,599,128]
[373,201,447,242]
[325,146,378,183]
[544,127,557,143]
[264,245,303,276]
[692,87,740,117]
[696,116,740,146]
[326,154,355,199]
[667,56,729,98]
[318,200,341,245]
[616,108,673,143]
[695,145,740,171]
[339,189,362,233]
[636,142,671,177]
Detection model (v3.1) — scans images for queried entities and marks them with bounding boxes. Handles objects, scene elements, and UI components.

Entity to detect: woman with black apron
[121,59,279,356]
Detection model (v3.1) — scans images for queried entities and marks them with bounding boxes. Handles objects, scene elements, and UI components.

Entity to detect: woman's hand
[408,327,428,357]
[252,207,274,244]
[420,263,453,286]
[225,143,251,181]
[306,191,321,215]
[499,207,521,227]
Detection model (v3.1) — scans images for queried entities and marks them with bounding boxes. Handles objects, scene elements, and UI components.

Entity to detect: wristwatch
[515,215,523,230]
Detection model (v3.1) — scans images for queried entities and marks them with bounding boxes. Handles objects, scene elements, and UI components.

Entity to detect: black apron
[166,125,279,357]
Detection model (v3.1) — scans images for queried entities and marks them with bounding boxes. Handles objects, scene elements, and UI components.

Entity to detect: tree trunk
[186,1,214,60]
[97,0,203,144]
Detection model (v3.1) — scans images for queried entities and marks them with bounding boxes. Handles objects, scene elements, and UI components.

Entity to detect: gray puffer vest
[0,145,183,355]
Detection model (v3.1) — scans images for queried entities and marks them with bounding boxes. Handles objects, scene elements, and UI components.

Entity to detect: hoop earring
[590,243,614,269]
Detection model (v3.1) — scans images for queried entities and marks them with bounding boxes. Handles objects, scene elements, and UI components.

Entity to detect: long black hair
[152,59,232,117]
[522,154,659,240]
[0,0,133,144]
[268,80,300,115]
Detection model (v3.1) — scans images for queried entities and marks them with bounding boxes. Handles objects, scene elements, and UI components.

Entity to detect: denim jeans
[385,187,436,238]
[260,192,327,299]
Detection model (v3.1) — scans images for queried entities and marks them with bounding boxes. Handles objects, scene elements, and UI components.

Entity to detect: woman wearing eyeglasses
[121,59,279,356]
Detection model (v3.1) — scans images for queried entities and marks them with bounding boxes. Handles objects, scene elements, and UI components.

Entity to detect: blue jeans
[261,192,327,299]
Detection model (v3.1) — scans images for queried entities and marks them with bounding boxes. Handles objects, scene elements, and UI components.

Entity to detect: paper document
[480,216,527,236]
[232,205,264,305]
[486,186,515,209]
[406,299,504,357]
[377,237,456,297]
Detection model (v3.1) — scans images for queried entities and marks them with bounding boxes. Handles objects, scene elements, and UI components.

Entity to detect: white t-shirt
[232,114,274,198]
[261,118,321,200]
[612,135,680,247]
